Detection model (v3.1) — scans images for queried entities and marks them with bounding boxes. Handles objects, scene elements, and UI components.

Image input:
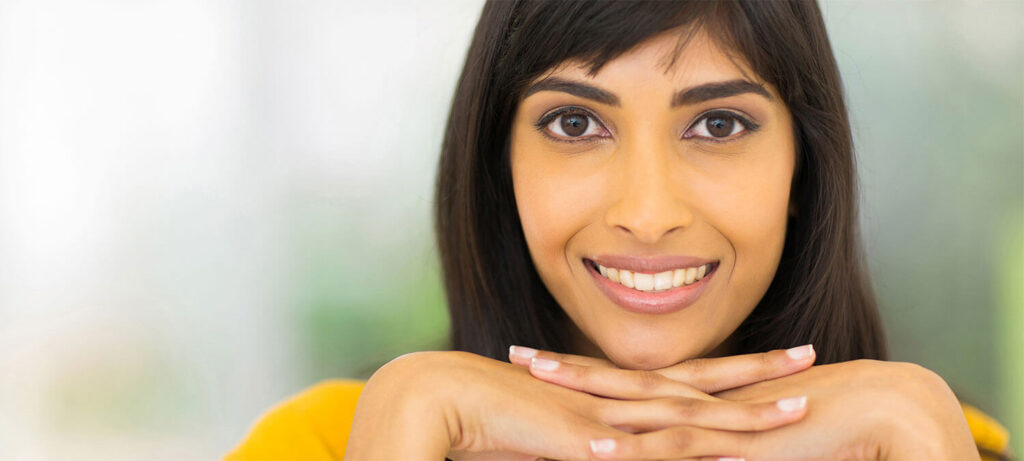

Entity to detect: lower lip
[585,260,717,315]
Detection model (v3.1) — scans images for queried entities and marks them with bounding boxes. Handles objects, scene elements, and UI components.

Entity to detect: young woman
[227,1,1010,459]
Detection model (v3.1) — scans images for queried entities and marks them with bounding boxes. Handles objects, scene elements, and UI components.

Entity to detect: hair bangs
[499,1,767,97]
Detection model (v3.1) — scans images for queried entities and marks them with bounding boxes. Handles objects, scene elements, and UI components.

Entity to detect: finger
[508,345,616,368]
[669,458,746,461]
[597,395,807,433]
[588,426,751,460]
[657,345,816,394]
[531,414,634,461]
[668,458,745,461]
[527,356,712,401]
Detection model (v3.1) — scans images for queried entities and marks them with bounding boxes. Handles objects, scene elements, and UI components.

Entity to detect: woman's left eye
[535,108,609,142]
[683,111,759,142]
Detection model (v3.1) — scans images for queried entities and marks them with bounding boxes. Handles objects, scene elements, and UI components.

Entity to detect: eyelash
[533,106,609,144]
[532,106,761,144]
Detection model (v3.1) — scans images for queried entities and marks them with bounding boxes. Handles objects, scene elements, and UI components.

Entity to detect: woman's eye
[539,110,608,141]
[683,111,756,142]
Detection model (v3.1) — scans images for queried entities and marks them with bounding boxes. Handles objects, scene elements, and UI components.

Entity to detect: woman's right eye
[535,108,610,142]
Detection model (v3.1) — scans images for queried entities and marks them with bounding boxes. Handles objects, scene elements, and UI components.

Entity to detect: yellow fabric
[225,379,365,461]
[225,380,1011,460]
[962,402,1012,461]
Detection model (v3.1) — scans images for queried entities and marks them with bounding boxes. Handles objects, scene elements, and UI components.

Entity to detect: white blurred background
[0,1,1019,459]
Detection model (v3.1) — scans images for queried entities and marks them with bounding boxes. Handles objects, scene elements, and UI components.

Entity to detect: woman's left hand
[514,350,979,460]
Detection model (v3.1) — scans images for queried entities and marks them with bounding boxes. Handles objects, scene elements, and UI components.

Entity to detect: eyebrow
[671,79,773,107]
[522,77,773,107]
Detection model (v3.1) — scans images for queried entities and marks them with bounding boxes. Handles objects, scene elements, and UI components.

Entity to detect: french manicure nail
[531,357,559,371]
[509,345,538,360]
[777,395,807,412]
[589,438,616,454]
[785,344,814,360]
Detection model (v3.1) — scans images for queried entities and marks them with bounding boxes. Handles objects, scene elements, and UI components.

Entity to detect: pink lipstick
[584,256,718,315]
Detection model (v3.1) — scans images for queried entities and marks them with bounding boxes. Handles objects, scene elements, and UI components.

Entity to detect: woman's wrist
[344,352,455,460]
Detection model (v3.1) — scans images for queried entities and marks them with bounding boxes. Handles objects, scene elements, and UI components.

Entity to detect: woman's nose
[603,143,695,244]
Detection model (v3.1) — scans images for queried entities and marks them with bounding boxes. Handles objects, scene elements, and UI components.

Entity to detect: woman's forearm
[344,355,453,460]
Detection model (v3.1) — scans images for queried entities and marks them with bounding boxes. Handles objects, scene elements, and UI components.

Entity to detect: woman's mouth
[595,262,712,292]
[584,258,719,315]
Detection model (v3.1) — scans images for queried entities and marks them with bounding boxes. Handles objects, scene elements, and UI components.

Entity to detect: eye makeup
[532,106,610,144]
[682,109,761,144]
[533,104,762,145]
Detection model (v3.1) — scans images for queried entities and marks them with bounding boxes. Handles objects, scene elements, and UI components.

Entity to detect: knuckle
[574,362,594,382]
[751,402,779,428]
[670,397,701,420]
[683,357,709,376]
[633,369,663,392]
[668,426,695,451]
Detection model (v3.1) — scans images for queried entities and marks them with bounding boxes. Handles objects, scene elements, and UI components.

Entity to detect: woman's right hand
[344,349,814,461]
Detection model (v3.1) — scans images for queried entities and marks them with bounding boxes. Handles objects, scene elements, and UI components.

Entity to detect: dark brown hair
[435,0,887,365]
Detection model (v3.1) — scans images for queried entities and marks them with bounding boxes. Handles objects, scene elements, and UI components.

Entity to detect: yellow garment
[225,379,1012,460]
[225,380,364,461]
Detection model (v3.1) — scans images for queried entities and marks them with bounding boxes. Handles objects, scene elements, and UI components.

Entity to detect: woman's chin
[600,341,705,371]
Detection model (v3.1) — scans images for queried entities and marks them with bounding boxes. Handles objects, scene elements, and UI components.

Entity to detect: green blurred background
[0,0,1019,459]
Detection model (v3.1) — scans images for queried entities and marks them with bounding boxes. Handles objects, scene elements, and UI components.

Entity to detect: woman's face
[510,29,796,370]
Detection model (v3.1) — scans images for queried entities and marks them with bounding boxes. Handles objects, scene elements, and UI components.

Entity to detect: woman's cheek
[713,159,792,301]
[512,151,599,285]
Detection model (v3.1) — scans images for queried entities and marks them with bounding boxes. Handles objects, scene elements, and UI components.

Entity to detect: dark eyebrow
[671,79,773,107]
[522,77,773,108]
[522,77,620,107]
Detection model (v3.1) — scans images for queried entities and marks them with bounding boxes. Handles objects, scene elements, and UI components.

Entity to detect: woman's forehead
[527,28,771,101]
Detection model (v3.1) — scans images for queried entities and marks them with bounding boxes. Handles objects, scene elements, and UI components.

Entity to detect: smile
[584,257,719,315]
[595,262,711,292]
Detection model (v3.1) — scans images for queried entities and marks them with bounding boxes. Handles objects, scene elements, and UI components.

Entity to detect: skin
[510,29,794,371]
[344,28,978,461]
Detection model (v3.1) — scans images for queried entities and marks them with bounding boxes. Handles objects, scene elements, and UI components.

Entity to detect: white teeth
[633,272,654,291]
[684,267,697,285]
[653,271,673,290]
[619,270,634,288]
[596,262,712,292]
[672,269,686,287]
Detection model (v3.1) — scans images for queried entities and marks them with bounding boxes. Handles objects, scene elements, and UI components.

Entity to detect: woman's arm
[344,353,453,459]
[515,350,979,460]
[344,349,816,460]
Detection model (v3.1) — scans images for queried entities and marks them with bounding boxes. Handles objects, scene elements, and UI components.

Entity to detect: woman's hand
[516,349,978,460]
[712,360,978,461]
[345,349,629,460]
[344,349,815,461]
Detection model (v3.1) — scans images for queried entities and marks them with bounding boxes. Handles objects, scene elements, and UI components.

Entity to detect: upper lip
[586,254,718,273]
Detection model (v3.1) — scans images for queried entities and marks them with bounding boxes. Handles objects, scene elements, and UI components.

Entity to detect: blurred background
[0,0,1019,459]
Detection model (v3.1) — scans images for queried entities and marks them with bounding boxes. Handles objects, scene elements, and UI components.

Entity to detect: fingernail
[509,345,538,360]
[785,344,814,360]
[589,438,616,454]
[776,395,807,412]
[531,357,559,371]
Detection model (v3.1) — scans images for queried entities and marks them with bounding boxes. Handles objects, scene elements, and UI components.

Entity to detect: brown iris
[706,115,734,137]
[560,113,588,137]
